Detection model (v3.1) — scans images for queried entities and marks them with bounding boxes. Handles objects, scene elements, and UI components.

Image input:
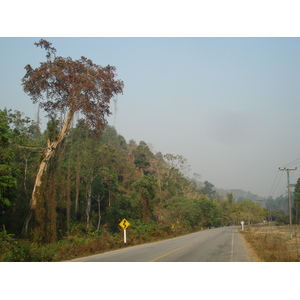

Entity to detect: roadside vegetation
[0,222,194,262]
[239,224,300,262]
[0,103,268,261]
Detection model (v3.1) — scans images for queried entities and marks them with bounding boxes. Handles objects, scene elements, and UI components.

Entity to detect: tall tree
[0,110,16,211]
[231,201,266,225]
[194,196,222,228]
[22,39,124,236]
[132,141,154,176]
[132,175,157,222]
[202,181,216,200]
[293,178,300,223]
[163,154,190,174]
[227,193,234,204]
[1,109,43,233]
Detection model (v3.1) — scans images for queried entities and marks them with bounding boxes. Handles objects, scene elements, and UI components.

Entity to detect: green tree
[160,154,193,200]
[0,110,16,211]
[293,178,300,222]
[132,141,154,176]
[274,194,289,214]
[163,154,190,175]
[195,196,222,227]
[105,197,132,233]
[132,175,157,222]
[227,193,234,204]
[100,125,127,150]
[231,201,266,225]
[265,197,278,210]
[163,196,197,229]
[202,181,216,200]
[1,109,43,234]
[161,168,180,198]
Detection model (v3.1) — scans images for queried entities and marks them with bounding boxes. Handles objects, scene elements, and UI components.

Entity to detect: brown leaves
[22,40,124,129]
[34,39,57,61]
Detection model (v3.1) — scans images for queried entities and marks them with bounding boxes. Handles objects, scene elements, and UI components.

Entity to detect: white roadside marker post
[241,221,244,231]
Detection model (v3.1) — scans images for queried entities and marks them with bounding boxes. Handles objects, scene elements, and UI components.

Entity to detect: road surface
[69,226,252,262]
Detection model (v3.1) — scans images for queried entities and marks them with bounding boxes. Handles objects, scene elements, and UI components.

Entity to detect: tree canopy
[21,39,124,239]
[22,39,124,130]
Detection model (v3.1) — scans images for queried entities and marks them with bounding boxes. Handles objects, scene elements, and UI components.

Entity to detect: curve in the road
[69,226,252,262]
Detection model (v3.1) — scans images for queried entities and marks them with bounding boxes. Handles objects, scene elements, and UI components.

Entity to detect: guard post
[240,221,244,231]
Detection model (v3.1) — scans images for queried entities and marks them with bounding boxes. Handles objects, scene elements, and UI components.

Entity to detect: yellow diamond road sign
[119,218,130,230]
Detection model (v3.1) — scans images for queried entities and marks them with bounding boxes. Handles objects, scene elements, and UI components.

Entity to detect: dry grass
[240,224,300,262]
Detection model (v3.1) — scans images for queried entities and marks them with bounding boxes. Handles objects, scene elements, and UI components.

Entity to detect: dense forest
[0,107,267,233]
[0,107,269,260]
[0,39,297,261]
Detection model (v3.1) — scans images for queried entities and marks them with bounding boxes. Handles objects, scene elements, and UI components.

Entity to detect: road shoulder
[237,229,262,262]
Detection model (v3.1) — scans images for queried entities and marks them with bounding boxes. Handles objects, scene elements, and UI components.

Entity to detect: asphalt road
[69,226,252,262]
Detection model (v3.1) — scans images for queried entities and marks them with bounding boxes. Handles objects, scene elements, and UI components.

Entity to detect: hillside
[0,109,283,261]
[191,178,261,203]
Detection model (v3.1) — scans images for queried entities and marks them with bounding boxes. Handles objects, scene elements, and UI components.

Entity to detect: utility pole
[279,167,297,240]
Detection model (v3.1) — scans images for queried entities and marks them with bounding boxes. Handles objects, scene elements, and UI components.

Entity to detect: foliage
[100,125,127,150]
[163,153,190,175]
[201,181,216,199]
[132,174,157,222]
[275,214,289,225]
[227,193,234,204]
[0,39,280,258]
[0,110,17,210]
[132,141,154,174]
[22,39,124,130]
[293,177,300,216]
[193,196,222,227]
[105,197,132,233]
[20,39,124,241]
[231,201,266,224]
[1,102,275,261]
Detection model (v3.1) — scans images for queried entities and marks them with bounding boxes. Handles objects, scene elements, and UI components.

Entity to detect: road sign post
[119,218,131,245]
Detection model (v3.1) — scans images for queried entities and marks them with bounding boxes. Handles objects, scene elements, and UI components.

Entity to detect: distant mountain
[190,179,261,203]
[216,188,260,202]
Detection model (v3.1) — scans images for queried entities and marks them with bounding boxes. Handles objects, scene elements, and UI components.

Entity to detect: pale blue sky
[1,37,300,197]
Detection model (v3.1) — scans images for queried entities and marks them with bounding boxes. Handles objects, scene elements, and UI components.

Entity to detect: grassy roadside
[0,223,195,262]
[239,224,300,262]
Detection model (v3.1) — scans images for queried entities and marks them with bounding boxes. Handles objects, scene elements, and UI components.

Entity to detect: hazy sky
[1,37,300,198]
[2,1,300,292]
